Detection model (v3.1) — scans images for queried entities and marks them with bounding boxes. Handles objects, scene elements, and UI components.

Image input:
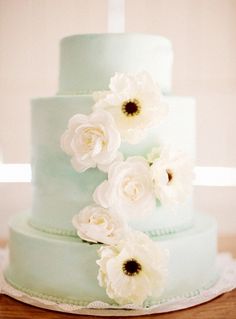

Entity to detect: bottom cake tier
[4,213,218,307]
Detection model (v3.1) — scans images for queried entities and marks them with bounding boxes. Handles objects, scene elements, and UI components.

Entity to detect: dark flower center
[122,258,142,276]
[122,99,141,117]
[166,169,173,184]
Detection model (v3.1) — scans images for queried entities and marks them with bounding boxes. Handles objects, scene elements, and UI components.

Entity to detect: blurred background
[0,0,236,238]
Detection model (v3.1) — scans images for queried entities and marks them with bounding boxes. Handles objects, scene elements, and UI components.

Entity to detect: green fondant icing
[58,34,173,94]
[5,213,218,307]
[5,273,218,308]
[28,218,77,238]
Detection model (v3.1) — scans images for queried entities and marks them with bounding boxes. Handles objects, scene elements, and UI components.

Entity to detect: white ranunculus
[93,71,168,144]
[60,110,121,173]
[97,230,168,306]
[150,147,194,207]
[72,205,127,245]
[93,156,156,220]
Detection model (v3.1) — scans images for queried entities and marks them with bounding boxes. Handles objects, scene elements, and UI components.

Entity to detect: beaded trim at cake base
[0,250,236,316]
[28,217,194,239]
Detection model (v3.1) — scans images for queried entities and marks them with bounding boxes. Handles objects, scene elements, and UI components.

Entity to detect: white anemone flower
[60,110,121,173]
[93,71,168,144]
[97,230,168,306]
[150,147,194,207]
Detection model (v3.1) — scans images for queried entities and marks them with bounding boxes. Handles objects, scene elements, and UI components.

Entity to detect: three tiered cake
[4,34,218,308]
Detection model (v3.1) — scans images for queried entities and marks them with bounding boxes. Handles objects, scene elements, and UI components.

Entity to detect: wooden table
[0,237,235,319]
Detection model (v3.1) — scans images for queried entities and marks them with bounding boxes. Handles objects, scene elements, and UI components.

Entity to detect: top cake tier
[58,33,173,95]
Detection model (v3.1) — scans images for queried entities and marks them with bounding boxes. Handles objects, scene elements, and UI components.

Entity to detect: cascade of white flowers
[61,71,173,306]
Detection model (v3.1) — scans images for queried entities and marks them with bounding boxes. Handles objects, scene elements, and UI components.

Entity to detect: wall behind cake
[0,0,235,237]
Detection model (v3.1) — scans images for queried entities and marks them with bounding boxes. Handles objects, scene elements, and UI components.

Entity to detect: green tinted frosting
[5,213,218,306]
[58,34,173,94]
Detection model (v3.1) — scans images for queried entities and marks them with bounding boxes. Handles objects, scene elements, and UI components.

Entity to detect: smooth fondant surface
[58,34,173,94]
[30,95,195,236]
[5,213,218,306]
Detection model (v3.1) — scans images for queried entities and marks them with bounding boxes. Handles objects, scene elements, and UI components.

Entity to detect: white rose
[150,147,194,207]
[93,156,156,220]
[93,71,168,144]
[72,205,127,245]
[97,230,168,306]
[60,110,121,173]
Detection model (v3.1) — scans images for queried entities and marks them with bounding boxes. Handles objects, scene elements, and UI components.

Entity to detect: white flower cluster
[93,149,194,219]
[61,71,167,173]
[60,71,194,306]
[72,204,168,306]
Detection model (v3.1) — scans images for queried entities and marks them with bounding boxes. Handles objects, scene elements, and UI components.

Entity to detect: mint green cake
[4,34,218,309]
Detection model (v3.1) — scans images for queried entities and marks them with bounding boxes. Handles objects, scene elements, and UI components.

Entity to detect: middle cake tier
[31,95,195,236]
